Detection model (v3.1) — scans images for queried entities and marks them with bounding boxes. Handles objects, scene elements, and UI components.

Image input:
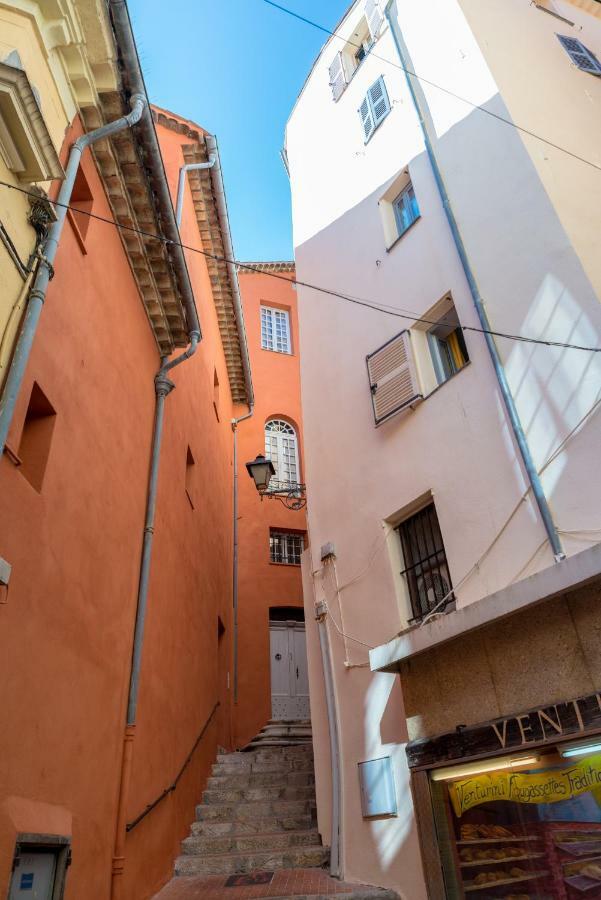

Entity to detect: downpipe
[0,94,146,456]
[111,333,200,900]
[384,3,564,562]
[231,405,254,709]
[315,600,342,877]
[175,158,216,228]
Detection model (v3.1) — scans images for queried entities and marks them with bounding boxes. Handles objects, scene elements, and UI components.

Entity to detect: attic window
[68,166,94,247]
[328,1,384,100]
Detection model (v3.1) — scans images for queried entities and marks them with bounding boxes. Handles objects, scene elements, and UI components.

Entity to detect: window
[557,35,601,75]
[213,368,220,420]
[427,306,469,386]
[18,382,56,492]
[68,166,94,249]
[261,306,291,354]
[328,2,383,100]
[396,503,453,623]
[264,419,300,491]
[185,445,195,509]
[393,183,420,237]
[359,76,390,143]
[366,330,423,426]
[270,530,305,565]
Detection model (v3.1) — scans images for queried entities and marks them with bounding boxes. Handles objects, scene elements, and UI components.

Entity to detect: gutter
[384,1,564,563]
[108,0,200,340]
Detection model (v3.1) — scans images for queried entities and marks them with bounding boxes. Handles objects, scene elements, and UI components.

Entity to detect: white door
[9,852,56,899]
[269,622,310,720]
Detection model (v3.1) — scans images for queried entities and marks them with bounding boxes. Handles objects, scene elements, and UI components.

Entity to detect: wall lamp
[245,454,307,510]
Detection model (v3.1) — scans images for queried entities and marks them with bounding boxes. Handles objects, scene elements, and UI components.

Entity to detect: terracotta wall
[234,268,306,748]
[0,116,235,900]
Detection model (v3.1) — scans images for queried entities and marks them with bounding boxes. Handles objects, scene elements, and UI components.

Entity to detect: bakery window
[429,738,601,898]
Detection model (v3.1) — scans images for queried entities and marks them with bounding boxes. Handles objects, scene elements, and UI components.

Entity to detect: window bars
[396,503,454,623]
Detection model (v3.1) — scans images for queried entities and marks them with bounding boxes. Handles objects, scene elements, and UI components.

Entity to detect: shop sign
[407,691,601,768]
[449,754,601,817]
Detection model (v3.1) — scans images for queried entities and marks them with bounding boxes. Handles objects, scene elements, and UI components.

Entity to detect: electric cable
[261,0,601,174]
[0,179,599,355]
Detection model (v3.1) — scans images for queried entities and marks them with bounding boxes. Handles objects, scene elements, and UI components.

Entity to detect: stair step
[197,797,316,822]
[217,746,313,764]
[190,814,315,837]
[182,828,320,855]
[207,771,314,789]
[203,784,315,804]
[175,844,328,877]
[213,759,314,777]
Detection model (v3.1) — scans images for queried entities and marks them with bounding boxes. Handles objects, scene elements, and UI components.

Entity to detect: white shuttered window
[261,306,291,353]
[557,35,601,75]
[359,76,390,142]
[365,0,383,42]
[329,52,348,100]
[366,330,422,425]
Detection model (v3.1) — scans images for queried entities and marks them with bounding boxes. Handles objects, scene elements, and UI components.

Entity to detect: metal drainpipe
[231,405,254,709]
[204,133,254,714]
[315,599,342,877]
[175,158,216,228]
[384,2,564,561]
[0,93,146,457]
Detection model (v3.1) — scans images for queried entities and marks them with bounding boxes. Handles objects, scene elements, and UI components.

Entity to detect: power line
[1,178,600,354]
[262,0,601,174]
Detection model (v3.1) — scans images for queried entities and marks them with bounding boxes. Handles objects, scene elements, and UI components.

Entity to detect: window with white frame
[557,35,601,75]
[393,183,420,237]
[261,306,291,354]
[328,0,384,100]
[359,76,390,142]
[270,530,305,565]
[264,419,300,491]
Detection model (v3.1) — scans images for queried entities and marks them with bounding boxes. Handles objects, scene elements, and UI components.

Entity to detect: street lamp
[245,453,307,510]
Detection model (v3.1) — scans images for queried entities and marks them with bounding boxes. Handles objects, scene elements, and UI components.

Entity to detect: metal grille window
[396,503,453,623]
[261,306,291,353]
[264,419,300,492]
[270,530,304,565]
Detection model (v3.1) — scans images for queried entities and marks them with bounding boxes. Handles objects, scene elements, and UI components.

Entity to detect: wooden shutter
[329,52,347,100]
[359,94,375,141]
[557,35,601,74]
[369,77,390,127]
[365,0,383,42]
[366,330,422,425]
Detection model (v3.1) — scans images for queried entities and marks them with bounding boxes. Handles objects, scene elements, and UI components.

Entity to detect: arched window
[264,419,300,491]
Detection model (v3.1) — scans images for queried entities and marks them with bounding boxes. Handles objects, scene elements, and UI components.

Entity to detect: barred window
[270,530,304,565]
[264,419,300,492]
[396,503,453,623]
[261,306,291,354]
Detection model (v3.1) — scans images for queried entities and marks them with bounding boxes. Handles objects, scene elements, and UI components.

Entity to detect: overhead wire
[0,179,599,355]
[261,0,601,174]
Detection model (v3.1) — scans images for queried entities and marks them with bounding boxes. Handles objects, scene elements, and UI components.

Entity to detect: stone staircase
[175,722,328,877]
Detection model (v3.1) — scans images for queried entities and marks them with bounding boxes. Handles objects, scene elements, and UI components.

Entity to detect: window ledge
[260,347,294,357]
[269,561,302,567]
[386,215,421,252]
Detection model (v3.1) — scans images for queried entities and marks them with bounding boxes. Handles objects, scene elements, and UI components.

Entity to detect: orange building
[234,264,308,749]
[0,14,251,896]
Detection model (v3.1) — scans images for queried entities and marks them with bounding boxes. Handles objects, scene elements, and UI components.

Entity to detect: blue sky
[128,0,349,261]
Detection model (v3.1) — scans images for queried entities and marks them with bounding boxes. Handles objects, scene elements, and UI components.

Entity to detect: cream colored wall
[286,0,601,893]
[0,0,119,376]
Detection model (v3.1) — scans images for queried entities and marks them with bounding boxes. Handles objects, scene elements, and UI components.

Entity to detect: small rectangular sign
[20,873,34,890]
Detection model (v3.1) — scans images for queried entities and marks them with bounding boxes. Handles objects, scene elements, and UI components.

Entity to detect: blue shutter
[359,95,375,141]
[365,0,383,42]
[368,77,390,127]
[557,35,601,75]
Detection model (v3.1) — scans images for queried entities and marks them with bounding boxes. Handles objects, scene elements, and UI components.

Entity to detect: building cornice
[238,261,295,274]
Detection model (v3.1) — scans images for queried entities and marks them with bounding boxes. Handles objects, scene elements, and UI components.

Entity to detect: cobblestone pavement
[153,868,397,899]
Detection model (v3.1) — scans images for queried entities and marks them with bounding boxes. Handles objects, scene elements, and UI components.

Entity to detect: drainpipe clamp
[154,374,175,398]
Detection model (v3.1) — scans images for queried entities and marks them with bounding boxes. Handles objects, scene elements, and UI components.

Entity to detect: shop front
[408,693,601,899]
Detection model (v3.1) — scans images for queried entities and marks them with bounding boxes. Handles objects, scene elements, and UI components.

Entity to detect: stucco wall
[235,269,306,748]
[0,116,236,900]
[400,578,601,741]
[286,0,601,894]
